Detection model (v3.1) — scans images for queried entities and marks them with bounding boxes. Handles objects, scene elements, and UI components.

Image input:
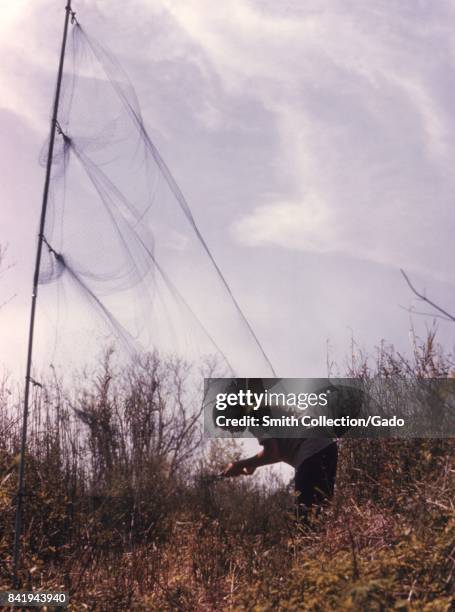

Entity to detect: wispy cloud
[2,0,455,377]
[155,0,455,279]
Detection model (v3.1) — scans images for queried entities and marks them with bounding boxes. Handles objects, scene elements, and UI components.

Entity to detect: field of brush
[1,336,454,610]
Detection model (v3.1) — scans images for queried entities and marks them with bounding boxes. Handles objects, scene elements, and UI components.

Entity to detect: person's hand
[222,461,256,477]
[243,463,256,475]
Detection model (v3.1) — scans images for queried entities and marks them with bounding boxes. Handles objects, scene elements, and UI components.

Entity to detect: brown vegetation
[0,336,454,610]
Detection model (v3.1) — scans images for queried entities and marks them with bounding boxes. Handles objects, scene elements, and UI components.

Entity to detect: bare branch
[398,305,454,322]
[400,269,455,323]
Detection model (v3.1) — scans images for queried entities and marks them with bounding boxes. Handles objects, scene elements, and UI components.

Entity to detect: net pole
[12,0,73,584]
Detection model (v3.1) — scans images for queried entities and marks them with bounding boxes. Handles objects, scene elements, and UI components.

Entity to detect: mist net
[37,21,275,377]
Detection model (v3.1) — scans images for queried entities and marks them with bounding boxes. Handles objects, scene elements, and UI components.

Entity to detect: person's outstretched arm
[223,439,281,477]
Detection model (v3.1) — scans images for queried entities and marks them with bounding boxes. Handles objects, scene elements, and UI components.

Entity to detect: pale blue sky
[1,0,454,382]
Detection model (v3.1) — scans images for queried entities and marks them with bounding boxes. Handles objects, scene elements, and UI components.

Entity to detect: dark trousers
[295,442,338,518]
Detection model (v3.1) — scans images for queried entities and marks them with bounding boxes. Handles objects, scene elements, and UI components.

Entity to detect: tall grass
[0,335,454,610]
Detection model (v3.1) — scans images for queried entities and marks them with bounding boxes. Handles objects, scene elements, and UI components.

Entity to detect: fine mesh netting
[37,21,275,377]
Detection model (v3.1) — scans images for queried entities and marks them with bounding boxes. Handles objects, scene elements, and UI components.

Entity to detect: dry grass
[0,336,454,610]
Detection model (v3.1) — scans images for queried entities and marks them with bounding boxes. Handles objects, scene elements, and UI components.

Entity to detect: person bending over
[219,379,363,518]
[223,435,338,519]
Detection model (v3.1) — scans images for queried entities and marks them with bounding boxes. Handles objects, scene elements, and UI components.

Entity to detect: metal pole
[13,0,73,584]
